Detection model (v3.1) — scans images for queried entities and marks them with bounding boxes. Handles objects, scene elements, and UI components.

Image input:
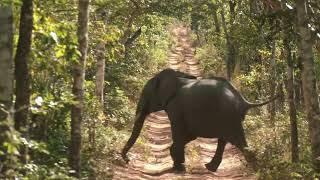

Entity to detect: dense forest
[0,0,320,179]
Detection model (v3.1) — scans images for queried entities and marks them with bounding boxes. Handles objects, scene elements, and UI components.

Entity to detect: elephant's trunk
[121,77,154,162]
[121,110,148,162]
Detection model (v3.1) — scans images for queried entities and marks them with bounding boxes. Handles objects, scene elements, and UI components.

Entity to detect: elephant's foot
[205,162,219,172]
[205,157,222,172]
[172,163,186,173]
[120,150,130,163]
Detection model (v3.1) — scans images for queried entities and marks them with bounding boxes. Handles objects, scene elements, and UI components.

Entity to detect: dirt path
[113,25,256,180]
[113,141,255,179]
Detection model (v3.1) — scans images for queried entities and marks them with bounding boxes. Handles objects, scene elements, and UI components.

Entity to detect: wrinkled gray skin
[122,68,277,172]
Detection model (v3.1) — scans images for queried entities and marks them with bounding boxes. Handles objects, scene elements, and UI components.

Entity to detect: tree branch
[124,27,142,47]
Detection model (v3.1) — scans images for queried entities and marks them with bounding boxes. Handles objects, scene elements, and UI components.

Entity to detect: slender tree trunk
[229,1,236,21]
[281,1,299,161]
[0,6,13,117]
[208,2,221,33]
[284,35,299,162]
[70,0,90,177]
[296,0,320,172]
[276,83,285,111]
[124,28,141,61]
[293,52,303,109]
[0,6,13,111]
[14,0,33,164]
[294,80,301,108]
[0,5,14,176]
[95,42,105,106]
[269,41,276,123]
[220,5,236,80]
[89,41,105,149]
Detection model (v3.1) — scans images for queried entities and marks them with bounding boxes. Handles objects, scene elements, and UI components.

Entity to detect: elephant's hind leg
[205,138,227,172]
[232,128,258,170]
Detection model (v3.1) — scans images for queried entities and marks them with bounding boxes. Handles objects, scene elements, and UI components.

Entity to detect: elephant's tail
[244,94,279,110]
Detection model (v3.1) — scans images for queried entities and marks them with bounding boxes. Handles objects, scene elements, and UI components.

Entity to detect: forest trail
[113,25,256,180]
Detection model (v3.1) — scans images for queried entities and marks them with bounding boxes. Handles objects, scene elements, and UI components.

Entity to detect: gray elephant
[121,68,277,172]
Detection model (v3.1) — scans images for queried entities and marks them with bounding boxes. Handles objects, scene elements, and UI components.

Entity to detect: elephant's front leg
[169,121,193,172]
[170,141,185,172]
[170,135,195,172]
[205,138,227,172]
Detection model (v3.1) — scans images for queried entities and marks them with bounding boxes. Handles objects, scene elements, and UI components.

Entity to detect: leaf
[35,96,44,106]
[285,3,293,10]
[290,172,303,178]
[50,32,59,44]
[4,142,19,155]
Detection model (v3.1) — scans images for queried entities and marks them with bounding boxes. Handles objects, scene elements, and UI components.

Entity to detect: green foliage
[196,44,225,77]
[83,124,128,178]
[21,161,74,179]
[105,87,134,128]
[0,0,21,6]
[0,111,74,179]
[245,111,320,179]
[0,114,20,178]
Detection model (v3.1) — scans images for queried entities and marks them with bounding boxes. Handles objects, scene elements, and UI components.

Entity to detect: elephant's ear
[156,70,181,107]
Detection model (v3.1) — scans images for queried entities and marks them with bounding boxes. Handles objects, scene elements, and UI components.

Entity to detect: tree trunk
[70,0,90,177]
[284,34,299,162]
[296,0,320,172]
[220,5,236,80]
[89,41,105,149]
[276,83,285,111]
[207,2,221,33]
[95,42,105,106]
[293,53,302,109]
[124,28,141,61]
[14,0,33,164]
[0,5,14,176]
[0,6,13,112]
[269,41,276,123]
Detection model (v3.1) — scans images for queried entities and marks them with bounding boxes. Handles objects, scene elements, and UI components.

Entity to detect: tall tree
[296,0,320,172]
[284,33,299,163]
[0,5,14,122]
[88,41,106,149]
[220,2,237,80]
[0,4,14,175]
[14,0,34,163]
[95,42,105,106]
[281,4,299,162]
[207,2,221,33]
[269,40,276,123]
[70,0,90,177]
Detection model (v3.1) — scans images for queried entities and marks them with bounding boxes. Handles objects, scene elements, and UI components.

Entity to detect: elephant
[121,68,277,172]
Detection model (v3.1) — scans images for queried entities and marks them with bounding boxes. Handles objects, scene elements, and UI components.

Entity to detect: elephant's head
[121,68,196,162]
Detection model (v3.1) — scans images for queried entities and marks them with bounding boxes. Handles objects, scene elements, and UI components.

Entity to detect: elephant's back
[178,81,243,137]
[180,81,241,115]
